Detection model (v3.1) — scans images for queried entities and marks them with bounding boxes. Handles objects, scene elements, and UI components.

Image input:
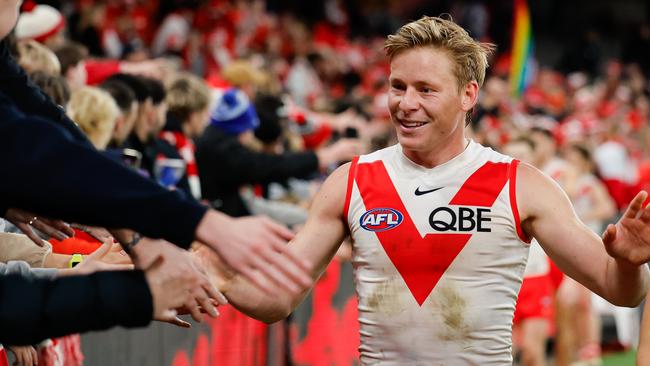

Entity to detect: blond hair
[222,60,266,88]
[384,16,495,90]
[17,40,61,76]
[67,86,119,149]
[166,72,211,123]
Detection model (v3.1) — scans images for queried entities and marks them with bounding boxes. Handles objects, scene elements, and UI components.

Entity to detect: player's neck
[402,133,468,169]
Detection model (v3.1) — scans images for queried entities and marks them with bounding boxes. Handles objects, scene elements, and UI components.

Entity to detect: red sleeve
[84,59,122,85]
[50,229,103,254]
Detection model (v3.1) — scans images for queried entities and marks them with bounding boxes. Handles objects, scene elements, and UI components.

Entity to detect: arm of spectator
[0,261,58,280]
[203,135,361,189]
[110,234,225,322]
[0,39,91,145]
[4,208,74,246]
[201,139,319,188]
[241,190,308,227]
[58,241,133,277]
[315,138,363,171]
[85,58,170,85]
[119,59,170,80]
[0,104,207,249]
[1,97,312,300]
[0,232,52,267]
[69,224,112,243]
[0,259,193,346]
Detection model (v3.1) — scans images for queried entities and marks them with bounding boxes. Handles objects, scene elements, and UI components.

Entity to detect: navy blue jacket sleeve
[0,93,207,248]
[0,39,91,145]
[0,270,152,345]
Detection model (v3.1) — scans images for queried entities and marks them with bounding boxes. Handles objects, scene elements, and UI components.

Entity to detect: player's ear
[461,80,479,113]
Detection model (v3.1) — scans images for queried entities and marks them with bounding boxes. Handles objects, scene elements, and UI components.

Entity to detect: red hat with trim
[15,2,65,44]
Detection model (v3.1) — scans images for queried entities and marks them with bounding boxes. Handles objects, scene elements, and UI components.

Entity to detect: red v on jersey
[355,161,511,305]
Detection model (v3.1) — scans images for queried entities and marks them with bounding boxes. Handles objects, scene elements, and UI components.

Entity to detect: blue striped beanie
[210,88,260,135]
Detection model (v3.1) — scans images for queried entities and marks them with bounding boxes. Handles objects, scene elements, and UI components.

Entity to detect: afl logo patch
[360,208,403,232]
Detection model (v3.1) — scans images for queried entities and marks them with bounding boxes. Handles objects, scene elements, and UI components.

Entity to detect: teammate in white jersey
[214,16,650,365]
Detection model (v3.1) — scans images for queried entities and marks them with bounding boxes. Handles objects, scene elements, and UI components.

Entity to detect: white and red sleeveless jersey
[343,141,530,365]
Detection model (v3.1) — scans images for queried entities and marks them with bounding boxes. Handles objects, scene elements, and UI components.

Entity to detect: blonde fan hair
[385,16,495,90]
[166,72,211,123]
[222,60,266,88]
[67,86,119,150]
[17,40,61,76]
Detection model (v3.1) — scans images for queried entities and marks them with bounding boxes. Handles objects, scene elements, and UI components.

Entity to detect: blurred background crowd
[1,0,649,365]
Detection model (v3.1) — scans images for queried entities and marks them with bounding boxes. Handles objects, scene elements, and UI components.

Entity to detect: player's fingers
[639,204,650,224]
[624,191,648,219]
[602,224,616,245]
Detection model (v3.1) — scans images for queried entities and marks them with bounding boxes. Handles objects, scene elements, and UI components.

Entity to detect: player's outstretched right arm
[214,163,353,323]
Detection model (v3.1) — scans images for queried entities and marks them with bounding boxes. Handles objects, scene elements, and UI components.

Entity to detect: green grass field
[603,350,636,366]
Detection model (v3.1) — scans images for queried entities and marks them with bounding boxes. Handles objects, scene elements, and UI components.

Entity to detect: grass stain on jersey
[367,278,404,316]
[432,285,471,342]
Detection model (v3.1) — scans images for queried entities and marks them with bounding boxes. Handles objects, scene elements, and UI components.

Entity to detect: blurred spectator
[103,73,150,149]
[121,75,192,194]
[66,86,119,150]
[100,80,138,148]
[216,59,266,98]
[622,22,650,78]
[53,41,88,91]
[560,143,617,365]
[68,1,106,57]
[286,52,325,108]
[30,71,70,106]
[16,39,60,76]
[196,88,360,216]
[161,72,212,199]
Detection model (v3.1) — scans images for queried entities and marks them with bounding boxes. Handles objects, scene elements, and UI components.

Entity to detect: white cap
[15,3,65,43]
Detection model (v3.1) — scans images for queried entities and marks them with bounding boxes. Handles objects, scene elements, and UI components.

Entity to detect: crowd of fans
[1,0,649,365]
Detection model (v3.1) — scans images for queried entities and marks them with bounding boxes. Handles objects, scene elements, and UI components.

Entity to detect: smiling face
[388,47,478,164]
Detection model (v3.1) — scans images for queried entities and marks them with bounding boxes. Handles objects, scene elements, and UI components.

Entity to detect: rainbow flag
[509,0,534,97]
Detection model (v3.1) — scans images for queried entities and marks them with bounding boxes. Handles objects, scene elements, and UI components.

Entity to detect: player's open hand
[603,191,650,265]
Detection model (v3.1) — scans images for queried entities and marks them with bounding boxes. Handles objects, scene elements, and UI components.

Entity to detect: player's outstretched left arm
[517,162,650,307]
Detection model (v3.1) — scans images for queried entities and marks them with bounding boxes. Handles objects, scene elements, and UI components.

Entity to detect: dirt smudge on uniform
[431,285,471,342]
[367,278,404,315]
